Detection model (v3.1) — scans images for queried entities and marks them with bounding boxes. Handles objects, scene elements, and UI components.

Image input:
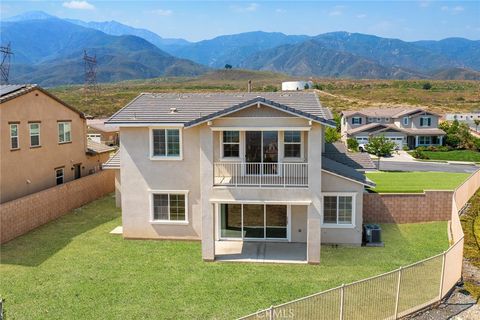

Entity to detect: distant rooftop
[342,107,438,118]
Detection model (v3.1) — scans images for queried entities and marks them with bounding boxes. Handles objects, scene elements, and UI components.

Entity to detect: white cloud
[329,5,345,16]
[441,5,464,14]
[275,8,286,14]
[356,14,367,19]
[62,1,95,10]
[232,3,259,13]
[152,9,173,16]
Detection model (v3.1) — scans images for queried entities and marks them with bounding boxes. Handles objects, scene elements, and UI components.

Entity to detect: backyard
[366,171,470,193]
[0,195,449,319]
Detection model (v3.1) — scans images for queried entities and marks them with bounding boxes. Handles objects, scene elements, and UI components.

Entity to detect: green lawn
[366,171,470,193]
[409,150,480,162]
[0,195,449,319]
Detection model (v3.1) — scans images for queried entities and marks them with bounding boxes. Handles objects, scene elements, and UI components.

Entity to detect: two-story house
[341,108,445,149]
[0,84,114,203]
[106,92,374,264]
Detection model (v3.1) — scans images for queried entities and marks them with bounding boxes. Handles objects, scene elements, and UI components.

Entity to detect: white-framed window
[351,117,362,125]
[322,193,355,227]
[58,121,72,143]
[55,168,64,185]
[284,131,302,158]
[420,117,431,127]
[150,128,182,160]
[222,131,240,158]
[10,123,19,150]
[403,117,409,126]
[29,122,41,147]
[418,136,432,145]
[150,191,188,224]
[385,118,390,122]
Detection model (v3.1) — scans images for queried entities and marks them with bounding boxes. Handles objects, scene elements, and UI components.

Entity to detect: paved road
[376,161,478,173]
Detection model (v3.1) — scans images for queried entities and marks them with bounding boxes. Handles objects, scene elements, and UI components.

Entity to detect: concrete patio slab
[215,241,307,264]
[110,226,123,235]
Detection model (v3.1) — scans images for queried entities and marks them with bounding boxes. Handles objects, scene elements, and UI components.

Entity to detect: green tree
[364,135,397,169]
[224,64,232,69]
[422,82,432,90]
[347,138,359,152]
[325,127,341,143]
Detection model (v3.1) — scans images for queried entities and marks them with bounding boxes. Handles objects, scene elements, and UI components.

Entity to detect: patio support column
[200,126,215,261]
[307,123,322,264]
[439,135,443,146]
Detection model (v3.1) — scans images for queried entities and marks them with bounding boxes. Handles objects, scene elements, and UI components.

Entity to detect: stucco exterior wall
[291,205,308,242]
[321,171,364,245]
[0,89,94,203]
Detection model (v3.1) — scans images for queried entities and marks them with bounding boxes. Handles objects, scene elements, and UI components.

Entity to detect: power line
[1,42,13,84]
[83,49,98,96]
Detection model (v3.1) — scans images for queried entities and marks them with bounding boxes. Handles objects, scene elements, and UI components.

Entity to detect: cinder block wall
[363,191,453,223]
[0,170,115,244]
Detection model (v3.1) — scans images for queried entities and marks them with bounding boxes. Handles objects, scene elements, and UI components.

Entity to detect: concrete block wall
[0,170,114,244]
[363,191,453,223]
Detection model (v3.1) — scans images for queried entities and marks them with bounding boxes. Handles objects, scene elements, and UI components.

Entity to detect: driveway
[378,161,478,173]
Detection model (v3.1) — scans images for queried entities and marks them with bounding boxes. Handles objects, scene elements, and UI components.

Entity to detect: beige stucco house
[341,108,445,149]
[106,92,374,264]
[0,84,114,203]
[87,118,119,146]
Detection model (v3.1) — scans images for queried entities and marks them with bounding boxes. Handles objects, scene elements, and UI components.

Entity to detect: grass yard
[0,195,449,319]
[411,150,480,162]
[460,189,480,299]
[366,171,470,193]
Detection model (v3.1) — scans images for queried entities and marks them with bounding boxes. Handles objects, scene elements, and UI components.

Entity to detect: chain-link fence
[239,170,479,320]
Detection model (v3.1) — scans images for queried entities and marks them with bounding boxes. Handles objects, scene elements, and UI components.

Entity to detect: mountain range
[2,11,480,86]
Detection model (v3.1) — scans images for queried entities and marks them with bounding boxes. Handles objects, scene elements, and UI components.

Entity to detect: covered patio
[215,241,307,264]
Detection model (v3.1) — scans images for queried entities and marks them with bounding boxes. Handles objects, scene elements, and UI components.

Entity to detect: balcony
[213,162,308,187]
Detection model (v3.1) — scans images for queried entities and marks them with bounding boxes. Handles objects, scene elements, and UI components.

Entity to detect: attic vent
[170,107,178,114]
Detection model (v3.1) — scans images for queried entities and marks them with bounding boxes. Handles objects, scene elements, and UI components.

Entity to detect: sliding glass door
[245,131,278,175]
[219,203,288,240]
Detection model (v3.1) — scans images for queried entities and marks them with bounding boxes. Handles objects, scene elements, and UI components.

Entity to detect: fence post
[269,305,274,320]
[339,284,345,320]
[439,251,446,300]
[394,267,403,319]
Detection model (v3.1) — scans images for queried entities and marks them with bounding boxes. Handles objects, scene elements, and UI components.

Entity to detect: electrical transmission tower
[1,42,13,84]
[83,50,98,96]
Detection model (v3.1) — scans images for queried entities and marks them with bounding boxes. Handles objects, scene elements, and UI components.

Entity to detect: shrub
[437,146,451,152]
[416,146,427,152]
[364,135,397,157]
[402,145,410,151]
[422,82,432,90]
[347,138,359,152]
[411,149,429,159]
[426,146,437,151]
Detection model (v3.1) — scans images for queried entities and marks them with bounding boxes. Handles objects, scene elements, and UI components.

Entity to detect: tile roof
[1,84,85,118]
[323,142,376,170]
[87,140,116,154]
[106,92,335,127]
[103,150,120,169]
[322,157,376,187]
[342,107,439,119]
[87,119,119,133]
[347,123,445,136]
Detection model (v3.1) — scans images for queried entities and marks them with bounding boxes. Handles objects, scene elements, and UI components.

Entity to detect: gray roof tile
[323,142,376,170]
[106,92,334,126]
[322,156,376,187]
[103,150,120,169]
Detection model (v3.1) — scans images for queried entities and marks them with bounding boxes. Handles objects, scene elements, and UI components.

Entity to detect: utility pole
[83,49,98,97]
[1,42,13,84]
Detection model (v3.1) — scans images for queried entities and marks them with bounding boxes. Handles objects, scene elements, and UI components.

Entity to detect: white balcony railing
[214,162,308,187]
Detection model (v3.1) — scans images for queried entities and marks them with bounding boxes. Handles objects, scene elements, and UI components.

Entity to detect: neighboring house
[444,112,480,131]
[105,92,374,264]
[87,118,119,146]
[0,84,114,204]
[341,108,445,149]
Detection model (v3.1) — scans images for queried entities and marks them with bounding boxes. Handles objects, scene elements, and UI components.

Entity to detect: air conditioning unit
[363,224,382,246]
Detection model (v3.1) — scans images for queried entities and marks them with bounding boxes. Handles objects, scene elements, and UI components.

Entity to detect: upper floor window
[351,117,362,125]
[420,117,432,127]
[151,192,188,223]
[58,121,72,143]
[385,118,390,122]
[10,123,19,150]
[284,131,302,158]
[151,128,181,159]
[403,117,409,126]
[222,131,240,158]
[323,195,354,226]
[29,123,41,147]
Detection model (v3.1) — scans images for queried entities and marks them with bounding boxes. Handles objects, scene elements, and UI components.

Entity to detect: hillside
[431,68,480,81]
[1,18,206,86]
[239,40,424,79]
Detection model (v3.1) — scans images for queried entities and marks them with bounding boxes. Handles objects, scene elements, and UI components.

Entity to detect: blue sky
[2,1,479,41]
